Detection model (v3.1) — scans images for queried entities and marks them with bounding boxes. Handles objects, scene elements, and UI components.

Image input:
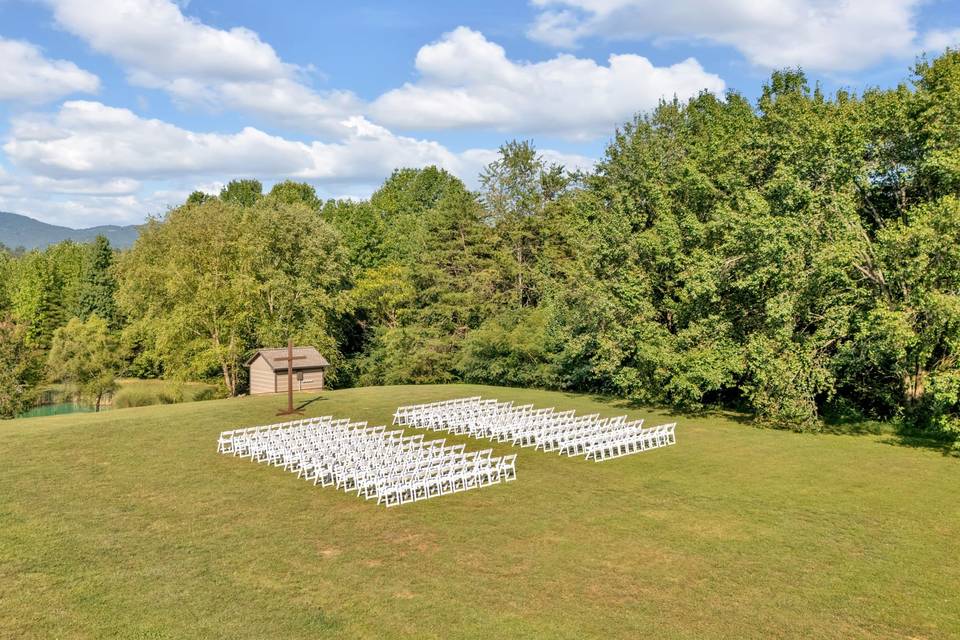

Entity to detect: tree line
[2,52,959,437]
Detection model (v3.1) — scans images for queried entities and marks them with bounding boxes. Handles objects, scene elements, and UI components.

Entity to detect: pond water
[18,403,111,419]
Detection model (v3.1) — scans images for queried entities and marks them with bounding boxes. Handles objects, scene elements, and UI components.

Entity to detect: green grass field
[1,385,957,639]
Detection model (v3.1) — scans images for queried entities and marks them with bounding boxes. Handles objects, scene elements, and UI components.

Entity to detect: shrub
[193,388,218,402]
[156,392,177,405]
[112,389,156,408]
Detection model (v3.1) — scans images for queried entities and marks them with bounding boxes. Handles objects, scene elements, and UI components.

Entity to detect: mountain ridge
[0,211,140,250]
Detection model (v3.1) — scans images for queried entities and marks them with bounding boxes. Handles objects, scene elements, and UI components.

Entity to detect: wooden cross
[275,338,306,416]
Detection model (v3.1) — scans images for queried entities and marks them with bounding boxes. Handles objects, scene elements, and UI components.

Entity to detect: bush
[112,389,157,408]
[193,388,219,402]
[156,392,177,405]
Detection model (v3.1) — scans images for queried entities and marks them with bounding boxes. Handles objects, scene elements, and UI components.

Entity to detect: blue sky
[0,0,957,227]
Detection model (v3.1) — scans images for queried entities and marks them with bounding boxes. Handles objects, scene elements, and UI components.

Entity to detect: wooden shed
[245,346,330,395]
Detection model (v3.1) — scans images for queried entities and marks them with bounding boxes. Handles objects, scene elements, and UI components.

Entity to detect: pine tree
[77,236,119,327]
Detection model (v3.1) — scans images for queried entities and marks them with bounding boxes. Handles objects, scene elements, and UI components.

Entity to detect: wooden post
[274,339,306,416]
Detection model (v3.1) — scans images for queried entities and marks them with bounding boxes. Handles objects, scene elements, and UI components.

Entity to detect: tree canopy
[5,50,960,438]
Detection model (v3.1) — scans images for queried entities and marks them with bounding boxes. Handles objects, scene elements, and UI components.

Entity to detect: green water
[18,403,110,419]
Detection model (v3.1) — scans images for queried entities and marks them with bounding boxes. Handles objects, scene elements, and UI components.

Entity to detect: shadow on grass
[294,395,328,412]
[452,384,960,459]
[561,390,756,427]
[564,389,959,457]
[879,432,960,458]
[821,410,959,457]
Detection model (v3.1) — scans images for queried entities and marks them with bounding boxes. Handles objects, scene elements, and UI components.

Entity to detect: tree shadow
[879,432,960,458]
[821,410,959,457]
[567,390,959,457]
[472,384,959,458]
[561,390,756,426]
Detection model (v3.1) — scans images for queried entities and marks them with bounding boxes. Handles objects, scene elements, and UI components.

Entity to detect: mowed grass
[1,385,957,639]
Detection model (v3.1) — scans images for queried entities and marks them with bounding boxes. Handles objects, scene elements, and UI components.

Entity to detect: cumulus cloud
[370,27,724,139]
[369,27,724,139]
[527,0,938,72]
[7,2,625,226]
[1,100,597,226]
[47,0,724,139]
[4,101,594,185]
[0,37,100,104]
[46,0,360,135]
[921,29,960,54]
[4,101,439,181]
[0,106,584,223]
[48,0,287,82]
[27,176,142,196]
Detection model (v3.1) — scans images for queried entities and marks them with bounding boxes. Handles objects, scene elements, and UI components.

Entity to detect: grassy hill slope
[1,385,957,639]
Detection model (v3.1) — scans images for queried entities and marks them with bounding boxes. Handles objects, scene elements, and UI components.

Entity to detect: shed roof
[245,346,330,371]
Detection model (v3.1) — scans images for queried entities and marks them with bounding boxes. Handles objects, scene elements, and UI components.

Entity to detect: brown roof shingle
[245,346,330,371]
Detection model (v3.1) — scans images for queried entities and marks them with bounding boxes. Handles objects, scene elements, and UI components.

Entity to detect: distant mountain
[0,211,140,250]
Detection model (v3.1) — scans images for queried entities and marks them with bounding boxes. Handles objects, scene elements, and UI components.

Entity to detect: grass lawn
[1,384,957,639]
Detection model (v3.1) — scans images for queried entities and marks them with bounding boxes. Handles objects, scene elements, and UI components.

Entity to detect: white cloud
[527,0,929,72]
[47,0,360,135]
[6,4,628,227]
[213,79,363,136]
[1,100,597,226]
[3,101,438,181]
[921,29,960,54]
[48,0,287,82]
[46,0,723,140]
[28,176,142,196]
[369,27,724,139]
[4,101,594,185]
[0,37,100,104]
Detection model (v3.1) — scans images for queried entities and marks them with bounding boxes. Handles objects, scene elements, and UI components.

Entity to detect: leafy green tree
[457,307,561,388]
[322,199,389,273]
[47,316,121,412]
[10,252,65,349]
[119,199,257,394]
[913,48,960,197]
[0,252,11,314]
[0,318,43,418]
[219,179,263,206]
[117,195,346,395]
[44,241,86,318]
[481,140,570,307]
[269,180,321,209]
[186,190,213,205]
[350,264,415,329]
[352,168,499,385]
[77,236,119,327]
[240,195,348,380]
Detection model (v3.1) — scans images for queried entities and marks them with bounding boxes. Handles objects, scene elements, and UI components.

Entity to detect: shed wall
[274,368,325,392]
[249,356,276,395]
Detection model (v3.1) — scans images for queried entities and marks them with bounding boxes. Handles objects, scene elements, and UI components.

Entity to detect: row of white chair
[394,397,677,461]
[218,415,516,506]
